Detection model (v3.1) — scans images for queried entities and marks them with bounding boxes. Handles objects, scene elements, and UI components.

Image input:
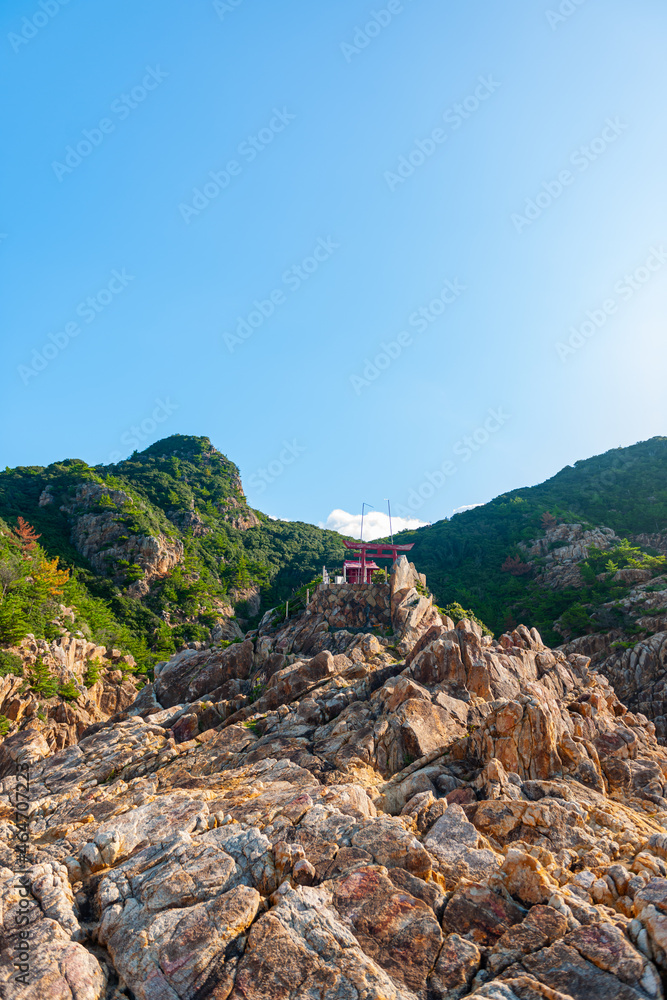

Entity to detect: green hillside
[0,435,346,670]
[395,436,667,643]
[1,434,665,671]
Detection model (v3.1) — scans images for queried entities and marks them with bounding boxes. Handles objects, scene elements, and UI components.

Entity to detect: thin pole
[384,498,394,545]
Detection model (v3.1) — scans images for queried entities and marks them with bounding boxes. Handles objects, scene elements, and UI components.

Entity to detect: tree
[0,598,30,645]
[0,556,22,597]
[34,557,70,597]
[234,554,251,589]
[501,556,533,576]
[13,517,41,554]
[27,658,59,699]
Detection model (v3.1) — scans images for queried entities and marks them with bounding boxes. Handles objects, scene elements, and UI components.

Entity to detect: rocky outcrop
[255,556,442,664]
[560,576,667,740]
[633,533,667,557]
[5,573,667,998]
[0,632,140,750]
[61,482,183,595]
[520,522,620,589]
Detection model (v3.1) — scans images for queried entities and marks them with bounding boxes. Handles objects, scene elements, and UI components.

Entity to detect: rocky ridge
[0,632,140,753]
[4,560,667,997]
[61,483,184,598]
[561,573,667,741]
[519,522,620,590]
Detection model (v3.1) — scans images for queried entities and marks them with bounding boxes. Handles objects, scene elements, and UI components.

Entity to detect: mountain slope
[0,435,346,669]
[1,433,666,678]
[394,436,667,643]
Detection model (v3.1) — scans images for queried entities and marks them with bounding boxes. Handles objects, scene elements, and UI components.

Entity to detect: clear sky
[2,0,666,536]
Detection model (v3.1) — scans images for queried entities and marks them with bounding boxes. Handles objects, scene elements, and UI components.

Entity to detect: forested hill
[0,435,346,670]
[394,436,667,643]
[1,433,666,672]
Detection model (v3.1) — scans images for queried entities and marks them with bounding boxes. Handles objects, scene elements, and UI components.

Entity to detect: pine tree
[27,658,59,699]
[0,597,30,645]
[34,557,70,597]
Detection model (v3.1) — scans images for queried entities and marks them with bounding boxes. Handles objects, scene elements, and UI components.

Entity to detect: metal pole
[384,498,394,545]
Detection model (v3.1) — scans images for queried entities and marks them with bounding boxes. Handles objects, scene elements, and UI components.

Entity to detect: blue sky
[2,0,666,537]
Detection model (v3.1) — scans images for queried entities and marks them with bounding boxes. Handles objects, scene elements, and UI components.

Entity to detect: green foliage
[0,650,23,677]
[58,679,81,702]
[394,436,667,642]
[558,603,595,636]
[249,682,265,704]
[1,433,664,662]
[438,602,493,636]
[83,659,103,687]
[0,596,31,645]
[26,659,59,699]
[0,715,11,737]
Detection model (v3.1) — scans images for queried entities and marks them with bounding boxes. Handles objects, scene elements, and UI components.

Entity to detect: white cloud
[321,508,428,540]
[451,503,484,516]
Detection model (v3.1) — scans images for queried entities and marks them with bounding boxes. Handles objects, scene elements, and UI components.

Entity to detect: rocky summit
[4,556,667,999]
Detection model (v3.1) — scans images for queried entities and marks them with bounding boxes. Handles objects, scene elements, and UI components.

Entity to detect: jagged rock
[61,482,184,594]
[0,633,140,751]
[331,866,443,993]
[425,805,500,886]
[3,576,667,998]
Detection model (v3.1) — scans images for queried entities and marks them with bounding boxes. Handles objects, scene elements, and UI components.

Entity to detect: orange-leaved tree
[13,517,41,555]
[501,555,533,577]
[34,556,70,597]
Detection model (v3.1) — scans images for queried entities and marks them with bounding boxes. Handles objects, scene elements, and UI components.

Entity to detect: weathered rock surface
[4,576,667,999]
[61,482,184,596]
[561,575,667,740]
[0,632,140,751]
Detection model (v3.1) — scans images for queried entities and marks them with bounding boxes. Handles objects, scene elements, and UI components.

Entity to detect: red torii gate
[342,539,414,584]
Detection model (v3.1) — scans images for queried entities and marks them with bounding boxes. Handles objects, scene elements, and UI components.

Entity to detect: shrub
[0,650,23,677]
[83,659,103,688]
[58,679,81,702]
[0,715,11,737]
[249,682,264,704]
[0,598,30,645]
[27,659,59,699]
[438,602,493,636]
